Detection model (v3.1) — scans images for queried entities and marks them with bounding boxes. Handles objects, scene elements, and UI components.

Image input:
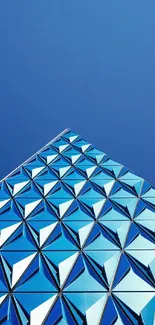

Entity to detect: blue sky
[0,1,155,183]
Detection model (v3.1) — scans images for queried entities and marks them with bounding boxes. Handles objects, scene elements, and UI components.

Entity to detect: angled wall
[0,129,154,324]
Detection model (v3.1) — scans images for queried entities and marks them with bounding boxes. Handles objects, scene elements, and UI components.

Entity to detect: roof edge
[0,128,70,182]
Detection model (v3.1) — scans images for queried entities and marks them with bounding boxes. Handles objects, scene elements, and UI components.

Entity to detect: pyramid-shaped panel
[0,129,154,324]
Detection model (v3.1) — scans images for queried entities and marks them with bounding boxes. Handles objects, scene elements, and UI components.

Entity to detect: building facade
[0,129,154,324]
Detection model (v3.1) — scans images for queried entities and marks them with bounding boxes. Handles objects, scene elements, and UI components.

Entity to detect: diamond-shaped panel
[0,129,154,324]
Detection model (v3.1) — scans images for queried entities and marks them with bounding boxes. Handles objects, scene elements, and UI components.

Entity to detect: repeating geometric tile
[0,129,155,324]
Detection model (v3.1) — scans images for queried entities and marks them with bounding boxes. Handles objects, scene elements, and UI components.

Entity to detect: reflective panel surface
[0,129,155,324]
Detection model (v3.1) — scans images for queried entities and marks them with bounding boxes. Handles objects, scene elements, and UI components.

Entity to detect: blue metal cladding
[0,129,154,325]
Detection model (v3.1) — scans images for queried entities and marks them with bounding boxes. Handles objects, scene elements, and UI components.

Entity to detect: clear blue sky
[0,1,155,184]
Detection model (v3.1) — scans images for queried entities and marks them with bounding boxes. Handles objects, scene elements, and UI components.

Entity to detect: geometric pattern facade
[0,128,154,324]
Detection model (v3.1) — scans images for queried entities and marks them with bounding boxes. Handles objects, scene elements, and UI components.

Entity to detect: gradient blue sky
[0,1,155,183]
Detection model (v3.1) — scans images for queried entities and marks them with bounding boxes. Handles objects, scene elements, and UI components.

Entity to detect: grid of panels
[0,129,154,324]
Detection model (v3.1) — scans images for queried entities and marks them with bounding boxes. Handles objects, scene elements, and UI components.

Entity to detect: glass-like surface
[0,129,154,324]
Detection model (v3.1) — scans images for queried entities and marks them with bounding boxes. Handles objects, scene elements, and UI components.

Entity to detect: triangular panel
[0,129,154,324]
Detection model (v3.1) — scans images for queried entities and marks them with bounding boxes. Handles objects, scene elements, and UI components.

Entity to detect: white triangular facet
[104,180,115,196]
[40,222,58,247]
[0,222,22,247]
[96,154,105,164]
[59,166,70,177]
[0,294,7,305]
[104,252,120,285]
[71,154,81,164]
[79,222,94,247]
[47,154,58,164]
[59,145,68,153]
[25,199,42,219]
[59,199,74,218]
[13,181,30,196]
[32,167,45,178]
[69,136,78,143]
[12,252,36,288]
[117,223,130,247]
[86,295,107,325]
[44,181,58,196]
[81,144,90,152]
[30,295,57,325]
[93,199,105,218]
[86,166,96,178]
[0,199,10,210]
[59,252,78,286]
[74,181,86,196]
